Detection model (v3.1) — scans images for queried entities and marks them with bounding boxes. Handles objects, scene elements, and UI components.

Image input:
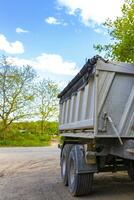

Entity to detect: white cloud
[0,34,24,54]
[94,28,107,35]
[7,53,78,76]
[94,28,102,34]
[45,17,61,25]
[57,80,69,89]
[16,27,29,34]
[57,0,124,25]
[45,16,68,26]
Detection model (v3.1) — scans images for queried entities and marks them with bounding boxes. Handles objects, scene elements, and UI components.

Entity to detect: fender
[71,145,97,174]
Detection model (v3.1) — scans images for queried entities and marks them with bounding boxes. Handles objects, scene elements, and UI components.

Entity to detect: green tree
[0,56,36,138]
[94,0,134,63]
[36,79,59,134]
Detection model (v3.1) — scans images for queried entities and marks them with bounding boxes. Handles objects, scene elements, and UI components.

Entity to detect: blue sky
[0,0,124,87]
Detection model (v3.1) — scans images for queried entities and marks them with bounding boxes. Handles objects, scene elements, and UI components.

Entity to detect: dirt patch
[0,147,134,200]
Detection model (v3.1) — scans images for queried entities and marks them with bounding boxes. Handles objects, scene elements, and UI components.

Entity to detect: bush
[0,120,58,147]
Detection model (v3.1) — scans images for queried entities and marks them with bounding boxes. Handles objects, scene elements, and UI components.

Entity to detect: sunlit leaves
[94,0,134,63]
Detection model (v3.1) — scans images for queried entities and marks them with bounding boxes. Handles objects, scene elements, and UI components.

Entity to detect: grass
[0,132,51,147]
[0,121,59,147]
[0,139,50,147]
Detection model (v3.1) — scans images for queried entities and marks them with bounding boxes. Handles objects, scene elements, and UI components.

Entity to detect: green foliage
[0,56,60,145]
[0,121,59,147]
[94,0,134,62]
[0,56,36,137]
[35,79,59,134]
[0,135,50,147]
[36,79,59,121]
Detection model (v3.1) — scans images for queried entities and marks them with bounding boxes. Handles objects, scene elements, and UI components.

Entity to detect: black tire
[61,144,73,186]
[127,160,134,180]
[68,146,93,196]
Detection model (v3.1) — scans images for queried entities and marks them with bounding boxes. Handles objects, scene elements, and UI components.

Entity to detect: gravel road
[0,147,134,200]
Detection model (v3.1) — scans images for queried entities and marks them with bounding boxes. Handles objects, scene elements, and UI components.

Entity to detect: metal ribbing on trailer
[58,55,107,101]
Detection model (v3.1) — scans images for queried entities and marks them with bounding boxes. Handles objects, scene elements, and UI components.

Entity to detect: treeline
[0,56,60,146]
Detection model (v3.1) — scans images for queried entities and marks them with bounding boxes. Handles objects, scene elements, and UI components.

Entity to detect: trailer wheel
[127,160,134,180]
[61,144,73,186]
[68,146,93,196]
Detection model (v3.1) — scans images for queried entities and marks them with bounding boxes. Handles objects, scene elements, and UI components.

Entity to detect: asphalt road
[0,147,134,200]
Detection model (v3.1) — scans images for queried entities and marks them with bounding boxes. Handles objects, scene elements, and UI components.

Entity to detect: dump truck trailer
[58,55,134,196]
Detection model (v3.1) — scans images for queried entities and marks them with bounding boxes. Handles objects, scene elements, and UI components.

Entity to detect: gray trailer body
[58,56,134,197]
[59,58,134,140]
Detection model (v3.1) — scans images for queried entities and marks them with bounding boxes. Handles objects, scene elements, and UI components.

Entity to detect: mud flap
[72,145,97,174]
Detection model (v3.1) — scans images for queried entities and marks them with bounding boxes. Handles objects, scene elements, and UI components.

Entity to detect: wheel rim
[69,158,75,185]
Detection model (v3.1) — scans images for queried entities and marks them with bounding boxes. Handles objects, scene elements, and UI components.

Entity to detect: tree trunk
[41,117,44,134]
[1,119,8,140]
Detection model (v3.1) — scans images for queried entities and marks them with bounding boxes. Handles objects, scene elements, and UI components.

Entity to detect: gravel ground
[0,147,134,200]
